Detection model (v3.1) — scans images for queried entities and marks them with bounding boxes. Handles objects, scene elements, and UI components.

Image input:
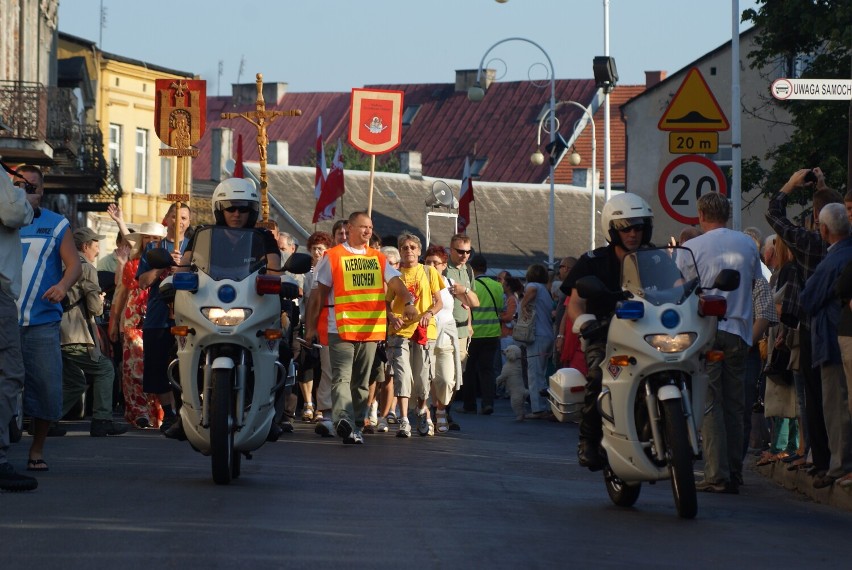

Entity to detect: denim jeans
[526,334,554,413]
[20,321,63,421]
[702,330,747,485]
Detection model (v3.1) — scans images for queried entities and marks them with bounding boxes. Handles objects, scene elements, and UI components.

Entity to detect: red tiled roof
[192,80,644,186]
[552,85,646,187]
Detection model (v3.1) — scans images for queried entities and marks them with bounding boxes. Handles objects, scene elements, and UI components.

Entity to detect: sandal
[301,403,315,422]
[435,409,449,433]
[757,451,788,467]
[26,458,49,472]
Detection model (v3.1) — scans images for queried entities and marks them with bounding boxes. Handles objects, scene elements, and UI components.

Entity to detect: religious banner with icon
[155,79,206,245]
[155,79,207,157]
[348,88,404,155]
[348,88,404,215]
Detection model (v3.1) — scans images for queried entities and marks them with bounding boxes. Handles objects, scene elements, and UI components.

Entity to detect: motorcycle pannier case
[547,368,586,422]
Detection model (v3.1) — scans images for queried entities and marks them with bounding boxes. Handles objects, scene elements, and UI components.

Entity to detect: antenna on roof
[217,60,224,97]
[235,56,246,106]
[99,0,107,47]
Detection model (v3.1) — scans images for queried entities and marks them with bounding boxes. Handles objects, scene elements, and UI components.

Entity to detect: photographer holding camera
[765,166,844,487]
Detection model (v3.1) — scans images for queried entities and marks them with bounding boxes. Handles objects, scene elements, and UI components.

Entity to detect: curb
[753,460,852,512]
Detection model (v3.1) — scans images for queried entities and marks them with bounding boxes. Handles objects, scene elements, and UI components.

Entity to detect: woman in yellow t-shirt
[386,232,443,437]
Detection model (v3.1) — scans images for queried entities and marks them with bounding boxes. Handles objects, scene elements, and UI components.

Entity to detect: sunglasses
[400,244,419,251]
[454,248,472,255]
[617,224,644,234]
[223,206,252,214]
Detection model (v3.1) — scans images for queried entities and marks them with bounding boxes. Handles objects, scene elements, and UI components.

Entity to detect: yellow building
[58,32,196,226]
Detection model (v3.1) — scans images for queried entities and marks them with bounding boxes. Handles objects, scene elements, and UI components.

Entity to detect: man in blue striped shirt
[16,165,81,473]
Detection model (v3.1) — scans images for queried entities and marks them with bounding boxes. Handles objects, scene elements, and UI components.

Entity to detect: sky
[58,0,761,94]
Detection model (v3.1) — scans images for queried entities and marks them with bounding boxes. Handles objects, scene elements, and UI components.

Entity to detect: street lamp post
[531,100,597,250]
[468,37,557,269]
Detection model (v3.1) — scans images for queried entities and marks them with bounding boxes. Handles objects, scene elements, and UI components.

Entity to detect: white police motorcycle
[148,226,309,485]
[576,246,739,519]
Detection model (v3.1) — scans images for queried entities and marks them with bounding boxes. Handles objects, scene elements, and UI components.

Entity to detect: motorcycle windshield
[190,226,268,281]
[621,246,700,306]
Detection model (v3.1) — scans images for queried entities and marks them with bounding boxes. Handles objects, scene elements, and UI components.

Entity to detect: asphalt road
[1,399,850,569]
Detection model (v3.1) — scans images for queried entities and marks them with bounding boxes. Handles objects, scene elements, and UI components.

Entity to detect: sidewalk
[752,458,852,512]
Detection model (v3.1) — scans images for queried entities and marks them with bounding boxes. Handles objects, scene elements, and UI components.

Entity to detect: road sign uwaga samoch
[658,68,729,155]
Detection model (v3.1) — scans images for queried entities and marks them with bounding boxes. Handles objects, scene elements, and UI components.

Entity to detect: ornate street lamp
[468,37,557,269]
[531,100,598,250]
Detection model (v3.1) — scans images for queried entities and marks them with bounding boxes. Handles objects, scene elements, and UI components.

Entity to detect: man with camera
[0,171,34,490]
[765,166,844,486]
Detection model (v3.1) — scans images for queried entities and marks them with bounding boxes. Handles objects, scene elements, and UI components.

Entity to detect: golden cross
[220,73,302,226]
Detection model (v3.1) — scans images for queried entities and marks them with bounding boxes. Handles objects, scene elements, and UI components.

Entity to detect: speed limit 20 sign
[658,155,727,225]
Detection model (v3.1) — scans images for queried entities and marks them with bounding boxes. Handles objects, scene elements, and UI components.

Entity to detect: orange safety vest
[317,244,388,344]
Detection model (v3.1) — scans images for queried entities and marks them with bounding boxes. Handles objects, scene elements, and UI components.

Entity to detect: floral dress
[121,258,163,427]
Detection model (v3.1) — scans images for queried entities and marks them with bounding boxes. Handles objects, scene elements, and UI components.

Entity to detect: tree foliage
[741,0,850,204]
[303,141,400,173]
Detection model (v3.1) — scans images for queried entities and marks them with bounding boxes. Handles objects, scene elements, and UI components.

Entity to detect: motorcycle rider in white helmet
[165,178,283,440]
[177,178,281,269]
[559,193,655,471]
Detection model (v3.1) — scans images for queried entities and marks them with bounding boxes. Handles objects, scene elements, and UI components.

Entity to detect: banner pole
[367,154,376,217]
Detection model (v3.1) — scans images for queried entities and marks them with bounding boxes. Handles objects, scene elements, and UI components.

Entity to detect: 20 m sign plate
[658,155,727,225]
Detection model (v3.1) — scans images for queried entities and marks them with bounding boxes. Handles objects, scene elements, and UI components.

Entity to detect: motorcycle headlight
[201,307,252,326]
[644,332,697,353]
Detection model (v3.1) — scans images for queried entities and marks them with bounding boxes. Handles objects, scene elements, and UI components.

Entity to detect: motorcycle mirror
[145,248,175,269]
[279,252,312,275]
[711,269,740,292]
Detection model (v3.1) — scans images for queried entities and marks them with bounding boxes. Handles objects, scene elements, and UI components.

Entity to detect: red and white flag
[458,157,474,232]
[233,134,244,178]
[311,118,331,223]
[314,138,345,222]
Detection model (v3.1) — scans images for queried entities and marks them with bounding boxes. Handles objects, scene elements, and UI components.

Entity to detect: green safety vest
[471,276,503,338]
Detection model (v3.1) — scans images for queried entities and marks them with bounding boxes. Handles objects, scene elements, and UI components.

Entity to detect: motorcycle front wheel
[604,465,641,507]
[662,398,698,519]
[210,368,235,485]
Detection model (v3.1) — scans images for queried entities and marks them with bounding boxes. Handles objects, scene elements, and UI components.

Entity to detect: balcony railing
[46,86,82,152]
[0,80,47,140]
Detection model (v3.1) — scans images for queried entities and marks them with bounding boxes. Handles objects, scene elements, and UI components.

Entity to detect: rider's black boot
[577,438,605,472]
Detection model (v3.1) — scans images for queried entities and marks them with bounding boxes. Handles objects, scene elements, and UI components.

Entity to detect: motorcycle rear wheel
[604,465,641,507]
[210,368,235,485]
[662,398,698,519]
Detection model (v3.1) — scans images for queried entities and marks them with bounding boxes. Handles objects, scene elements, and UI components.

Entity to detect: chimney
[210,127,233,181]
[455,68,496,93]
[573,168,600,190]
[231,82,288,106]
[267,140,289,166]
[645,71,667,89]
[399,151,422,179]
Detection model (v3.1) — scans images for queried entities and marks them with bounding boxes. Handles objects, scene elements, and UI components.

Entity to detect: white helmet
[212,178,260,227]
[600,193,654,247]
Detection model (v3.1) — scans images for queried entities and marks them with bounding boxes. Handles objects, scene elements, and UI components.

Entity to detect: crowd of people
[2,163,851,498]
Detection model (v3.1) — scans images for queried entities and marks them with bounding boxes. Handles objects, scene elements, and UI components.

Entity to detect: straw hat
[125,222,167,244]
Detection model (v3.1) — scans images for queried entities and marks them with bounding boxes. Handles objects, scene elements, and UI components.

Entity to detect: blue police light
[218,284,237,304]
[615,300,644,320]
[172,272,198,291]
[661,309,680,329]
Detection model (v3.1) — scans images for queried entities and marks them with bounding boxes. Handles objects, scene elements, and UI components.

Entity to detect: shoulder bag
[512,285,537,344]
